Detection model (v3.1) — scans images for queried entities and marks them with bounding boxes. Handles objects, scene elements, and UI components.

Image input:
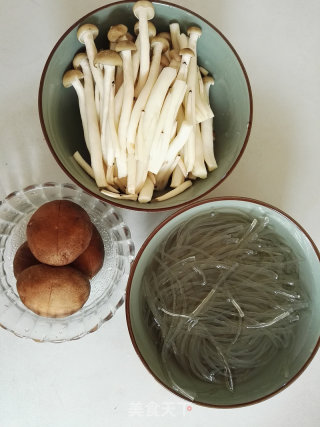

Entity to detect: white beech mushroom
[155,120,193,190]
[201,75,217,171]
[108,24,128,45]
[115,40,137,148]
[187,26,213,122]
[126,36,169,151]
[77,24,104,121]
[115,40,137,181]
[168,49,181,70]
[192,123,207,178]
[154,180,192,201]
[133,1,155,96]
[73,152,119,193]
[155,155,181,191]
[63,66,106,187]
[138,175,154,203]
[107,24,128,92]
[142,66,177,142]
[148,78,187,174]
[169,22,180,51]
[94,50,122,178]
[199,66,209,76]
[63,67,89,152]
[178,33,188,50]
[176,48,194,82]
[171,158,187,188]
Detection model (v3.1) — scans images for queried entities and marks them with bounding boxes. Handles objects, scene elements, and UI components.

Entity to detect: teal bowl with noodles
[38,0,252,211]
[125,197,320,407]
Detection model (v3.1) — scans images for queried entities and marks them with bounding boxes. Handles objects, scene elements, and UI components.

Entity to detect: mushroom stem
[133,1,155,97]
[148,79,187,174]
[138,175,154,203]
[142,66,177,142]
[115,41,137,155]
[201,76,217,171]
[63,67,89,153]
[169,22,180,51]
[192,123,207,179]
[77,24,104,121]
[176,48,194,82]
[155,155,181,191]
[170,163,185,188]
[100,189,138,200]
[73,151,94,179]
[153,180,192,201]
[126,36,169,150]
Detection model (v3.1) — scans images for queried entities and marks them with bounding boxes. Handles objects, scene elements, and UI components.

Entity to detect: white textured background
[0,1,319,426]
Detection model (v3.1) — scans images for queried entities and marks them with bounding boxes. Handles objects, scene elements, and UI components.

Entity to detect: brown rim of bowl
[38,0,253,212]
[125,196,320,408]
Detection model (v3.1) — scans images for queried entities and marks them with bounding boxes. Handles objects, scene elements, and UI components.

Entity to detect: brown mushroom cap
[134,21,156,38]
[62,69,84,88]
[187,26,202,37]
[17,264,90,318]
[160,54,170,67]
[71,224,104,278]
[179,48,195,58]
[77,23,99,44]
[169,49,181,62]
[94,50,123,67]
[13,242,40,279]
[133,1,155,20]
[115,40,137,53]
[107,24,128,42]
[27,200,93,266]
[151,36,170,53]
[203,75,215,86]
[157,32,171,43]
[72,52,88,69]
[199,66,209,76]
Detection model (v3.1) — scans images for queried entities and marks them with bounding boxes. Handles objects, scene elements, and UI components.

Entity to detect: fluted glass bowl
[0,182,134,342]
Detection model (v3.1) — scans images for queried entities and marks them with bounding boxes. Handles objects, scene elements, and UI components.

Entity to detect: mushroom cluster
[63,0,217,203]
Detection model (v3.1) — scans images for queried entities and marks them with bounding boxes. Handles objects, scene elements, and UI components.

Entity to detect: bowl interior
[40,1,252,210]
[127,199,320,406]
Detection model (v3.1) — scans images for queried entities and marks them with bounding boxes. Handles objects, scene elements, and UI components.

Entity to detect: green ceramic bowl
[126,197,320,407]
[39,0,252,211]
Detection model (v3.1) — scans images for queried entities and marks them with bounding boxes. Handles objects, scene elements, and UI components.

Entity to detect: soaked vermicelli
[142,210,309,395]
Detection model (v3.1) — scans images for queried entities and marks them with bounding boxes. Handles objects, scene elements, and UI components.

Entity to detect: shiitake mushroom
[26,200,93,266]
[17,264,90,318]
[72,224,104,278]
[13,241,40,278]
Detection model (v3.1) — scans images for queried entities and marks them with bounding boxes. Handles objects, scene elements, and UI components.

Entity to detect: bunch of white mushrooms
[63,0,217,203]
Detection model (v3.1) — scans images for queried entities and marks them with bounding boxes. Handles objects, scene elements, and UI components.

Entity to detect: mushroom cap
[151,36,170,53]
[169,49,181,62]
[94,49,123,67]
[199,65,209,76]
[160,54,170,67]
[118,32,135,42]
[133,1,155,20]
[203,75,215,86]
[62,69,84,87]
[179,48,195,58]
[157,32,171,43]
[134,21,156,38]
[115,40,137,53]
[107,24,128,42]
[73,52,88,69]
[77,23,99,44]
[187,26,202,37]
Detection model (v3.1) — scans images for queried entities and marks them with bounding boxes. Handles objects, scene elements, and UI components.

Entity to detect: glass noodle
[142,210,309,396]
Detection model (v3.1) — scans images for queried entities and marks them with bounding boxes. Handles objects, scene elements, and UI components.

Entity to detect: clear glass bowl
[0,182,135,342]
